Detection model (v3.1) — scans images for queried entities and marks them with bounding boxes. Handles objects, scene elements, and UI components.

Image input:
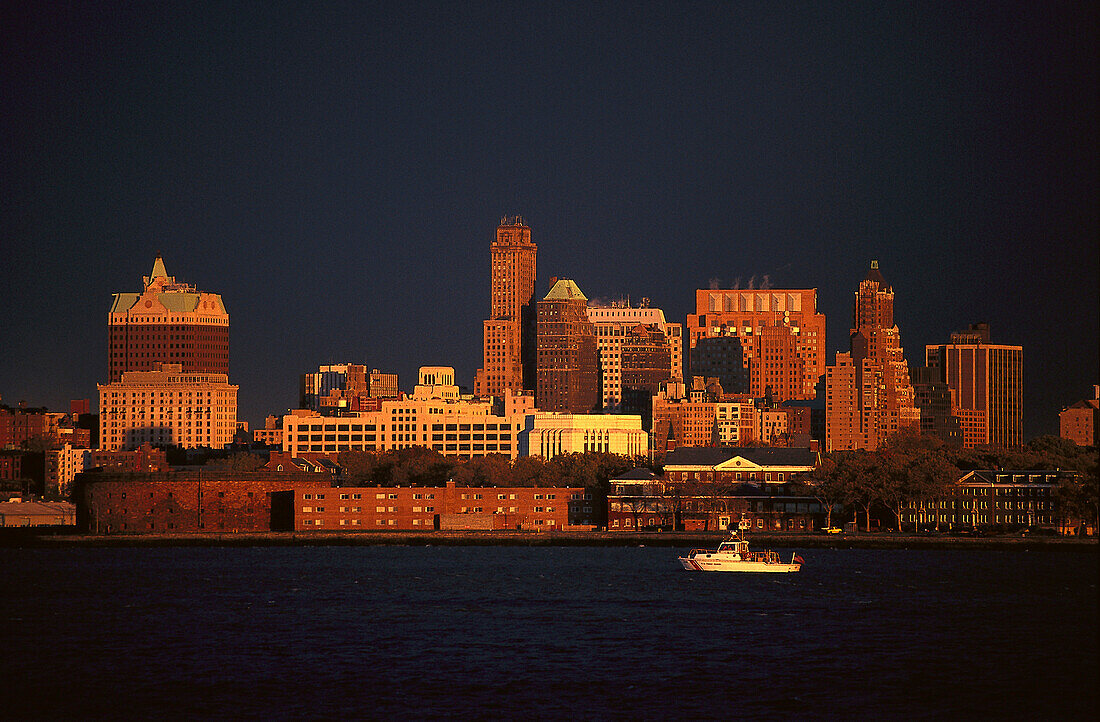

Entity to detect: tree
[1055,467,1100,535]
[831,451,879,533]
[907,451,960,531]
[804,458,847,530]
[205,451,265,473]
[338,450,381,485]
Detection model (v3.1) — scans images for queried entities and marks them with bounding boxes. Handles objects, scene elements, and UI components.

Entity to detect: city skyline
[3,3,1096,438]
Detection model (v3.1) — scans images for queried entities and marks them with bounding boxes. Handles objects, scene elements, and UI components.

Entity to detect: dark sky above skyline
[3,2,1096,439]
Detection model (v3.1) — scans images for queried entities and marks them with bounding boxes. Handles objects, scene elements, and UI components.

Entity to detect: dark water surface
[2,546,1096,720]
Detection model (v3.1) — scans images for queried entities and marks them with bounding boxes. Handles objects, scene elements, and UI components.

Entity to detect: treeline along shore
[3,527,1097,551]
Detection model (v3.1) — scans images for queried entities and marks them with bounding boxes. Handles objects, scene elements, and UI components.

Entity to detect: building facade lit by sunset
[1059,386,1099,447]
[521,412,648,459]
[298,363,399,412]
[536,279,600,413]
[98,363,239,451]
[586,302,681,415]
[825,262,920,451]
[686,288,825,401]
[107,255,229,383]
[925,324,1023,448]
[474,218,537,397]
[281,375,533,459]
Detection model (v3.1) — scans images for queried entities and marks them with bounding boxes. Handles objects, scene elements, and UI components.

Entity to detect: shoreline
[2,528,1097,551]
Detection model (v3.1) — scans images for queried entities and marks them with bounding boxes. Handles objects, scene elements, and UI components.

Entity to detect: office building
[925,324,1023,448]
[474,217,538,396]
[587,302,682,415]
[686,288,826,401]
[825,262,920,451]
[536,279,599,413]
[98,363,239,451]
[107,255,229,383]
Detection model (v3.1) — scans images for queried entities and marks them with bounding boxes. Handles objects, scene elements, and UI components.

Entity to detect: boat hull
[678,555,801,573]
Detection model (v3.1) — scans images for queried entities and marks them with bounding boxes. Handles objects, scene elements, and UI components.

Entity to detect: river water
[2,545,1095,720]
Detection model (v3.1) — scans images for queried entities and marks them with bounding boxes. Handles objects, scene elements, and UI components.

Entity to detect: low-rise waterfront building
[661,446,819,484]
[902,469,1085,534]
[607,466,823,532]
[281,480,594,531]
[0,500,76,527]
[75,470,330,534]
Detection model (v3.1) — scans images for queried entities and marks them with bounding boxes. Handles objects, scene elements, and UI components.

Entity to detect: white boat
[678,521,804,573]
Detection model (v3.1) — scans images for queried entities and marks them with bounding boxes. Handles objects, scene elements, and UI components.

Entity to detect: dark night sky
[2,2,1096,439]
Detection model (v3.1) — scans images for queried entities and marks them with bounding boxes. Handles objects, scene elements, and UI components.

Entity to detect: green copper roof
[109,293,141,313]
[150,255,168,279]
[543,279,587,302]
[158,293,201,312]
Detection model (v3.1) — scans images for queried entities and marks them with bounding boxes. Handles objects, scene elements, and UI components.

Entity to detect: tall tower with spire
[825,261,920,451]
[474,218,537,397]
[107,255,229,382]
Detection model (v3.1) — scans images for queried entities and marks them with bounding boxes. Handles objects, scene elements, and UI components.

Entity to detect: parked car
[822,527,843,534]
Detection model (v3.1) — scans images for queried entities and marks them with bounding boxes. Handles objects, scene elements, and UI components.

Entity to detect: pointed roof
[863,259,887,286]
[150,254,168,279]
[543,279,587,302]
[663,446,818,469]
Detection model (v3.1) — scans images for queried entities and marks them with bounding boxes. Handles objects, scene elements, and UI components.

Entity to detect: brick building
[283,481,594,531]
[925,324,1023,448]
[902,469,1083,533]
[587,303,681,413]
[299,364,400,412]
[475,217,538,397]
[0,406,63,448]
[686,288,826,401]
[825,262,920,451]
[89,443,169,473]
[536,279,599,413]
[1060,386,1099,447]
[107,255,229,383]
[661,446,818,484]
[608,458,824,532]
[75,471,330,534]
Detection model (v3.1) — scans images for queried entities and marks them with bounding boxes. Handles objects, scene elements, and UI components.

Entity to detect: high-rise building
[108,255,229,383]
[536,279,599,413]
[825,262,920,451]
[98,363,238,451]
[686,288,825,401]
[474,218,537,397]
[586,302,680,417]
[925,324,1023,448]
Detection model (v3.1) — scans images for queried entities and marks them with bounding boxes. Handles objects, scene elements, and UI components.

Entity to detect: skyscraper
[825,261,920,451]
[925,324,1023,447]
[586,301,680,414]
[686,288,825,401]
[474,218,537,397]
[108,255,229,383]
[536,279,599,413]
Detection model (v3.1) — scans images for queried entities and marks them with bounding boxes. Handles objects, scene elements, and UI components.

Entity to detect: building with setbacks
[536,279,599,413]
[474,217,538,397]
[107,255,229,383]
[825,261,920,451]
